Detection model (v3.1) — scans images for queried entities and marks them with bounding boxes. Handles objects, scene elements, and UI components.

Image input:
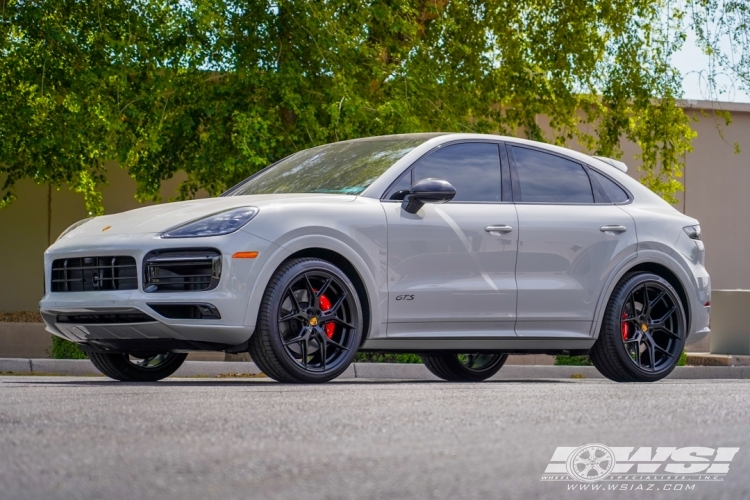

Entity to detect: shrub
[554,355,593,366]
[677,350,688,366]
[354,352,422,364]
[48,336,88,359]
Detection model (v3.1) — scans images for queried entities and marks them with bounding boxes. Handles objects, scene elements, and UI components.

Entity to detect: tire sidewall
[263,259,363,382]
[90,352,187,382]
[609,273,687,381]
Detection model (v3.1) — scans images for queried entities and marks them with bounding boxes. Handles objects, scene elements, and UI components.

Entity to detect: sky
[671,30,750,103]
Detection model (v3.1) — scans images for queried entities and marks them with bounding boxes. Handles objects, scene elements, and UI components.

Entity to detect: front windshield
[229,135,436,196]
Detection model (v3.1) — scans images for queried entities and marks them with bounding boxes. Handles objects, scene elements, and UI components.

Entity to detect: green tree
[0,1,719,210]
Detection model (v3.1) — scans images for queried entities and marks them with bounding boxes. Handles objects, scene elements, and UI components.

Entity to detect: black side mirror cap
[401,178,457,214]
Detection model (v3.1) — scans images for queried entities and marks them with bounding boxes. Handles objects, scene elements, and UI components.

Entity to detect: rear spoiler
[592,156,628,173]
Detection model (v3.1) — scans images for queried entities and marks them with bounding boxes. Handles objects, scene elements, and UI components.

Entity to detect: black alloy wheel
[88,351,187,381]
[422,352,508,382]
[249,258,363,383]
[590,272,686,382]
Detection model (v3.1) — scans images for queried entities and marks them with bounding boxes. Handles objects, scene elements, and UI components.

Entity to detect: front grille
[51,256,138,292]
[143,249,221,292]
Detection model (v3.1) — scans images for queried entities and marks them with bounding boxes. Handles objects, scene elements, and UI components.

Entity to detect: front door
[383,142,519,338]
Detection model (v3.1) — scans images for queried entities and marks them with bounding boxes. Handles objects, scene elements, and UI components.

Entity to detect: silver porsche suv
[40,133,710,383]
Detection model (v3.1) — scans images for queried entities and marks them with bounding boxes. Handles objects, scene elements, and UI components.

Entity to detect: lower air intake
[143,249,221,292]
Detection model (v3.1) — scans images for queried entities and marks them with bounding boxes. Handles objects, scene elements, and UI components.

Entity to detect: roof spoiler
[592,156,628,173]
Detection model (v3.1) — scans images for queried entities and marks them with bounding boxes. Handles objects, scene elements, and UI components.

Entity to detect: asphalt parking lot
[1,376,749,500]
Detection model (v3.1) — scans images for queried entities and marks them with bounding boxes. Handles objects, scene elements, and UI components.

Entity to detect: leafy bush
[555,351,688,366]
[48,336,88,359]
[554,355,593,366]
[355,352,422,364]
[677,351,688,366]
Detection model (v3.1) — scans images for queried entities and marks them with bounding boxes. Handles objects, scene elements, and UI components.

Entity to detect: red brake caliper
[621,312,629,340]
[319,294,335,339]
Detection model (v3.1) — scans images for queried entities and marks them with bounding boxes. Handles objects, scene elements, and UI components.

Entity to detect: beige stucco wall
[0,167,197,312]
[1,101,748,312]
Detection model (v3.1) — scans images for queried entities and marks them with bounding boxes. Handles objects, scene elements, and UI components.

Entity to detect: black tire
[590,272,687,382]
[248,258,363,383]
[422,353,507,382]
[88,352,187,382]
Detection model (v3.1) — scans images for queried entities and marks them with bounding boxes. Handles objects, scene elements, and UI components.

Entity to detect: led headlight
[683,225,701,241]
[161,207,259,238]
[56,217,94,241]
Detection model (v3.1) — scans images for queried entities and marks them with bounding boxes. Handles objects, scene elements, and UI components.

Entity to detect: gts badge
[396,295,414,301]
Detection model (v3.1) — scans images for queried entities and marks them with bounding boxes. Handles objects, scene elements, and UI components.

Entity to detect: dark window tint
[388,174,412,200]
[413,143,501,202]
[511,147,593,203]
[589,169,629,203]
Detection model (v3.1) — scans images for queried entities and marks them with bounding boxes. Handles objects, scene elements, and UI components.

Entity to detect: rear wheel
[248,258,363,383]
[590,272,686,382]
[88,352,187,381]
[422,353,507,382]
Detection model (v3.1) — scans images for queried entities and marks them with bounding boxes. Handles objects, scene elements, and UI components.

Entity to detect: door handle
[485,225,513,235]
[600,225,627,234]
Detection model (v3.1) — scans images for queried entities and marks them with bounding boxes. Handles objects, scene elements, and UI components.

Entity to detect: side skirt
[360,337,595,354]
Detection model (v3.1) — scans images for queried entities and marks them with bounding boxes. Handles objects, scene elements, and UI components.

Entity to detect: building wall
[0,167,197,312]
[1,101,748,312]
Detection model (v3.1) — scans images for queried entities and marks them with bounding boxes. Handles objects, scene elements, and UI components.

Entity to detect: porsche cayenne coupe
[40,133,710,383]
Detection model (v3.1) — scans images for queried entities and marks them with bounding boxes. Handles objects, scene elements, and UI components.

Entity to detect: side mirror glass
[401,178,456,214]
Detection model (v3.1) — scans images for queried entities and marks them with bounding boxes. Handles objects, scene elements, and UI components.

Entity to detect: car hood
[59,194,357,238]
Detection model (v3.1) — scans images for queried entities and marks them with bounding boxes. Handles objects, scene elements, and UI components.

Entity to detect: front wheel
[422,353,507,382]
[590,272,687,382]
[88,352,187,382]
[248,258,363,383]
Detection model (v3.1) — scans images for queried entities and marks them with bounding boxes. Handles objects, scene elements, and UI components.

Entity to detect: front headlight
[683,225,702,240]
[161,207,259,238]
[56,217,94,241]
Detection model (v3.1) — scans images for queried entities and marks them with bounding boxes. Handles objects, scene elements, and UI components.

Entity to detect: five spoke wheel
[590,272,686,382]
[249,258,363,383]
[620,282,682,372]
[277,270,358,373]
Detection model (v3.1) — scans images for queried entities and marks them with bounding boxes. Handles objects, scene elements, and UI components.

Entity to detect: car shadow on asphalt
[2,378,573,387]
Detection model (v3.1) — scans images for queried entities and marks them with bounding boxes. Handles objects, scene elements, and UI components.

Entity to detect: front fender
[241,233,385,341]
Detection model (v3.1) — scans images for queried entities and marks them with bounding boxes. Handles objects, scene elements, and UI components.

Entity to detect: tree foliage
[1,0,709,211]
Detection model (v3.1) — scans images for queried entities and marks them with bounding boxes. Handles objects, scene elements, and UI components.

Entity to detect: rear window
[511,147,594,203]
[589,169,630,203]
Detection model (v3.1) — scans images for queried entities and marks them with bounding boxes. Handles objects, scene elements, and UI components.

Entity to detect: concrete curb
[2,358,750,380]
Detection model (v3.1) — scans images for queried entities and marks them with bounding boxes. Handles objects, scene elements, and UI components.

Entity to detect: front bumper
[39,231,275,348]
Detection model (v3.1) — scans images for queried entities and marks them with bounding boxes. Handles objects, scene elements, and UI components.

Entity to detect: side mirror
[401,178,456,214]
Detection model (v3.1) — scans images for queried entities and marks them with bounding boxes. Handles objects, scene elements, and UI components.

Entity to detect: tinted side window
[413,143,501,202]
[589,169,629,203]
[387,174,412,200]
[511,147,593,203]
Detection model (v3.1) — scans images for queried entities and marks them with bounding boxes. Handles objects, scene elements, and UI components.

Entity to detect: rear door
[508,145,637,338]
[383,142,519,338]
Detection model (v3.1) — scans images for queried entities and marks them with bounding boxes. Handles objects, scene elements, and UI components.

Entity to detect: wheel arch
[623,262,690,331]
[592,252,694,340]
[243,235,383,342]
